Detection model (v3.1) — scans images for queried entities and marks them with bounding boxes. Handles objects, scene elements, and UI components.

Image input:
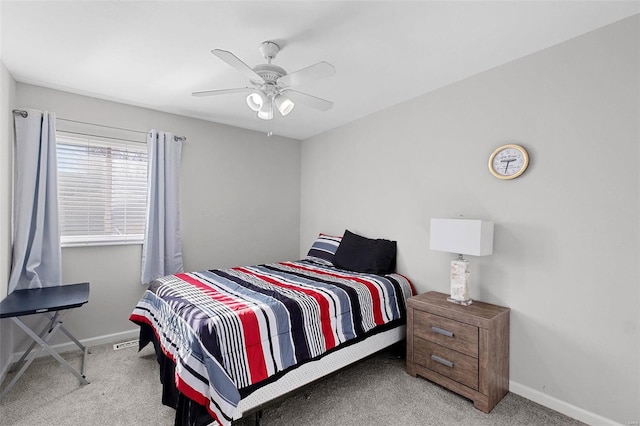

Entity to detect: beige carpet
[0,343,584,425]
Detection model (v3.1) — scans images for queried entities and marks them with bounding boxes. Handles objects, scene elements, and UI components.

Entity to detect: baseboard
[0,318,14,385]
[9,328,140,364]
[0,354,12,385]
[509,380,623,426]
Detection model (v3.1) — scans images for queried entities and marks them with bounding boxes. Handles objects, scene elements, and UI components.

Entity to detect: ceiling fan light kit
[193,41,335,121]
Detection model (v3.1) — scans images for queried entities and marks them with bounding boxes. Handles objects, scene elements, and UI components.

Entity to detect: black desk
[0,282,90,398]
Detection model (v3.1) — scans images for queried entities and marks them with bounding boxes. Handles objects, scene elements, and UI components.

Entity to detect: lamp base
[447,297,473,306]
[450,257,471,306]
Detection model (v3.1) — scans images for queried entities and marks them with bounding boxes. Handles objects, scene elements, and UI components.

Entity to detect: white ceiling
[1,1,638,140]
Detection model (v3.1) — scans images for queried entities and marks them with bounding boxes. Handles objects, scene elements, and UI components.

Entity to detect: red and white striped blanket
[130,259,414,425]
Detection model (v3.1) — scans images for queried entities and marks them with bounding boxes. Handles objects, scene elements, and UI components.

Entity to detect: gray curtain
[8,109,61,293]
[141,130,183,284]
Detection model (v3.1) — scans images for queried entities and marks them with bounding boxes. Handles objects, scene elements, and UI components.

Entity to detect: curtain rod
[12,109,187,142]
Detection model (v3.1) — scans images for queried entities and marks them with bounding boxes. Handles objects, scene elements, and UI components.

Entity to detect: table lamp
[429,218,494,305]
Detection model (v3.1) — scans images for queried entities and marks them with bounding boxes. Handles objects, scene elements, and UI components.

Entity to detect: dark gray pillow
[305,233,342,266]
[333,230,397,275]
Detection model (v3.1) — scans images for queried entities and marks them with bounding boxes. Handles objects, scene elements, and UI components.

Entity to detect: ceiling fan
[192,41,335,120]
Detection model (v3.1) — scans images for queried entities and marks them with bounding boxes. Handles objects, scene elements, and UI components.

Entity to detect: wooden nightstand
[406,291,510,413]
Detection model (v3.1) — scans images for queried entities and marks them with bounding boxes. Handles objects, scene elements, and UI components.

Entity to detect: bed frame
[142,323,406,425]
[236,325,406,421]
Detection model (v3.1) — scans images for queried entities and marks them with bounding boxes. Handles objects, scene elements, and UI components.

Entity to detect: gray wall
[9,84,301,349]
[0,61,16,377]
[2,15,638,426]
[300,16,638,425]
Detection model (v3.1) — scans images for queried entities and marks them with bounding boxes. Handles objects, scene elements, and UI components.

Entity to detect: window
[56,133,148,246]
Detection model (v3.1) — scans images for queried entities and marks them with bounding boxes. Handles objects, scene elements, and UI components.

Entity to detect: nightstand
[406,291,510,413]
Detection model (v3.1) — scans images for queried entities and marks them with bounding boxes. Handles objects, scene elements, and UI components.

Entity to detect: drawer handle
[431,326,454,338]
[431,354,454,368]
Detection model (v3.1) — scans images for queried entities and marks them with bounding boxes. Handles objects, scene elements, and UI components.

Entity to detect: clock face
[489,144,529,179]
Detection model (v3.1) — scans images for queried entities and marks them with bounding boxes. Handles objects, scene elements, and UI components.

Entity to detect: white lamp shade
[246,91,266,112]
[274,95,294,116]
[257,100,273,120]
[430,218,494,256]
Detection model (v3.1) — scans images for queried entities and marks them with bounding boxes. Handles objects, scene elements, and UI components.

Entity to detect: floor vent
[113,339,139,350]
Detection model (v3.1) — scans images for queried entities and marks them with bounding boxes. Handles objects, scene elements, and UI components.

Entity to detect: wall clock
[488,144,529,180]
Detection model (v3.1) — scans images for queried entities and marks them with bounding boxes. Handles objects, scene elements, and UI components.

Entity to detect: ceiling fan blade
[282,89,333,111]
[277,61,335,87]
[211,49,265,84]
[192,87,251,97]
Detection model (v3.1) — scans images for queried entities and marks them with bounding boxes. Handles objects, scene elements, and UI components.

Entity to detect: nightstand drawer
[414,337,479,390]
[413,311,479,358]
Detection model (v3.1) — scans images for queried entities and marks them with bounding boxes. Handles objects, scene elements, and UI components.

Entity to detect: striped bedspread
[130,259,414,426]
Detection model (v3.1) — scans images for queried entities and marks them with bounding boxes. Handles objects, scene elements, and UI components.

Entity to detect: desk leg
[0,315,90,399]
[14,316,89,384]
[1,313,65,398]
[11,312,61,368]
[55,318,89,377]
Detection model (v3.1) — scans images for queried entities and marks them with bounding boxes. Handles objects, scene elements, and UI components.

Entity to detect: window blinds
[56,133,148,245]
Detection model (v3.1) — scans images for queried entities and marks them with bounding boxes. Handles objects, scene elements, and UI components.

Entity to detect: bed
[130,231,415,426]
